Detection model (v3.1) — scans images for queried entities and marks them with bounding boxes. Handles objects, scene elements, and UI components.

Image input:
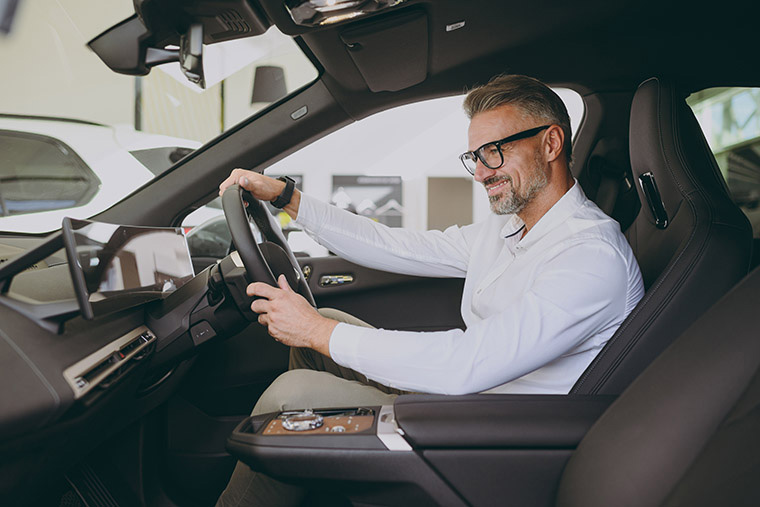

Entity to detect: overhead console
[87,0,272,87]
[87,0,428,93]
[339,9,428,92]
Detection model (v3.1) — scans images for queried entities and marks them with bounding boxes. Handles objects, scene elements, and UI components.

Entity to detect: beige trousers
[216,309,415,507]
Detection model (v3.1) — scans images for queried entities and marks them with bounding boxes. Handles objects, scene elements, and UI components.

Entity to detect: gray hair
[463,74,573,163]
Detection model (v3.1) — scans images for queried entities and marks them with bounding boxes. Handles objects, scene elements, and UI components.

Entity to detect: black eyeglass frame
[459,125,552,175]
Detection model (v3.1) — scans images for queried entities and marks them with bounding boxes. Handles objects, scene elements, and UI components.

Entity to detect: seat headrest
[629,77,731,233]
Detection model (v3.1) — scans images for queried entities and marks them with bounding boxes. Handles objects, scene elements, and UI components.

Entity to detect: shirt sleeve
[329,240,630,394]
[294,193,472,278]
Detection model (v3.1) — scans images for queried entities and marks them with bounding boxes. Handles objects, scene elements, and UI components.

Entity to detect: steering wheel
[221,184,316,307]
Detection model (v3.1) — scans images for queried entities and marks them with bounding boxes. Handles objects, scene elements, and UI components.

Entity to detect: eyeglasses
[459,125,551,175]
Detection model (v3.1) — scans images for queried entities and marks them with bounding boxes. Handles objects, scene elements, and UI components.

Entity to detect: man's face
[468,105,550,216]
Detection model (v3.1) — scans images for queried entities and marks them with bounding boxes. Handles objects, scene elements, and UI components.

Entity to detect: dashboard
[0,223,255,499]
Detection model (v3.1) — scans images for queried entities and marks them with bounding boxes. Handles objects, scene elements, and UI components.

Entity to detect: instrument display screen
[62,218,194,319]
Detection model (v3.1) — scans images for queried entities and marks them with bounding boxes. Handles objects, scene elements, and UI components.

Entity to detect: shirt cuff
[329,322,364,368]
[293,193,322,233]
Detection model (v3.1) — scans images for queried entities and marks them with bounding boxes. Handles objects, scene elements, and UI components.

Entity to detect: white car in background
[0,115,200,234]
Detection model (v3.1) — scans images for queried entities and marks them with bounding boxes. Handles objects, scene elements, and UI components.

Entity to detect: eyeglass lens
[460,125,550,175]
[461,143,502,174]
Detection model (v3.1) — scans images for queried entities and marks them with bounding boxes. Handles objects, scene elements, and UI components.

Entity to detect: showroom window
[183,89,584,259]
[688,87,760,237]
[0,131,99,216]
[0,1,318,233]
[265,89,583,255]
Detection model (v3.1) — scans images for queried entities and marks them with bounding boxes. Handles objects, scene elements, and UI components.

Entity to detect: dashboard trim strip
[62,325,155,399]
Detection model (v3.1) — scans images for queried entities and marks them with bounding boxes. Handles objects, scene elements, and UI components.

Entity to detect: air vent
[0,257,45,271]
[210,10,251,41]
[63,326,156,399]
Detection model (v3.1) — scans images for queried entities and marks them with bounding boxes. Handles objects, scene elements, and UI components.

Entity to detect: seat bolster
[557,268,760,507]
[571,76,752,396]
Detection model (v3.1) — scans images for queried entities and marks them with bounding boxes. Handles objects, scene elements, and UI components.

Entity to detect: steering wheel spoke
[221,184,316,307]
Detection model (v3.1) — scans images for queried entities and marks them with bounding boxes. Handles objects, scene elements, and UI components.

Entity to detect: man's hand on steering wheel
[220,167,335,354]
[249,274,336,357]
[219,169,301,219]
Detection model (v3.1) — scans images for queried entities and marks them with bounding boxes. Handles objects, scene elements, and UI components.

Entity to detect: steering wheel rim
[221,184,315,306]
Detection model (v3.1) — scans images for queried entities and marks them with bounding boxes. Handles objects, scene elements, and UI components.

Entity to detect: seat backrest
[571,77,752,395]
[557,266,760,507]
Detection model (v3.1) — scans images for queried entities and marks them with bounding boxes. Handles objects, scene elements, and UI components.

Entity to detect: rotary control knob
[282,410,324,431]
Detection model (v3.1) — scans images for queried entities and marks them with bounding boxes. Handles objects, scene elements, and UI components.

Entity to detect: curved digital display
[62,218,194,319]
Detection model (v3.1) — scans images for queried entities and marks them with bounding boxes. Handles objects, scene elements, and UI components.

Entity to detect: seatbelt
[588,138,631,217]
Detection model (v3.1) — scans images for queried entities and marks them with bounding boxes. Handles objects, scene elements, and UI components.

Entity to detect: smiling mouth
[485,177,511,196]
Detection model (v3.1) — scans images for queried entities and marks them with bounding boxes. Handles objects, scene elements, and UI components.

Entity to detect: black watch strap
[271,176,296,209]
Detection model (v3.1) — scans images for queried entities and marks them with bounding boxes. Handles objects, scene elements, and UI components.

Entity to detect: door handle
[319,274,354,287]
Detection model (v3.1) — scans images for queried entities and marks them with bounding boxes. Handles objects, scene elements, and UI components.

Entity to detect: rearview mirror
[179,23,205,89]
[90,17,205,89]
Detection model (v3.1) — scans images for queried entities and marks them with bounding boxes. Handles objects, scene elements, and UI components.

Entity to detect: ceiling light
[285,0,408,27]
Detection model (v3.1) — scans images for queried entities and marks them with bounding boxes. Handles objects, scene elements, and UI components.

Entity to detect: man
[216,74,644,505]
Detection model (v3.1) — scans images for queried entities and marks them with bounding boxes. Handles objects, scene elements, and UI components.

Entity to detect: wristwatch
[271,176,296,208]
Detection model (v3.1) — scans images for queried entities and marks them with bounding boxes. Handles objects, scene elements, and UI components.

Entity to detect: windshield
[0,0,318,233]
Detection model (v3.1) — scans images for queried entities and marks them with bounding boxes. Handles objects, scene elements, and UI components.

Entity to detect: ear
[544,125,565,163]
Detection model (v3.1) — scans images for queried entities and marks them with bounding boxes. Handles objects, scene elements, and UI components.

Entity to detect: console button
[190,321,217,346]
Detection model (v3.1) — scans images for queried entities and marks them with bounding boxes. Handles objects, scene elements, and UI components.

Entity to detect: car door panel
[159,254,465,503]
[299,256,466,331]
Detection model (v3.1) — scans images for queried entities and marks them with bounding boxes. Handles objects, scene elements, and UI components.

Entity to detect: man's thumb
[278,274,292,291]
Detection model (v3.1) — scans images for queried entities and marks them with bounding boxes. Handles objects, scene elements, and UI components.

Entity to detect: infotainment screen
[62,218,195,320]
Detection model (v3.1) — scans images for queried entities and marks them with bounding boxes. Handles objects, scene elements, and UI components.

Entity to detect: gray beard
[488,153,549,215]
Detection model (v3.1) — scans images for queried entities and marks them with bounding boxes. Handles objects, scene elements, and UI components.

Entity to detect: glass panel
[0,2,318,233]
[186,217,231,259]
[688,87,760,237]
[0,131,99,216]
[267,89,584,234]
[65,219,194,318]
[182,89,584,259]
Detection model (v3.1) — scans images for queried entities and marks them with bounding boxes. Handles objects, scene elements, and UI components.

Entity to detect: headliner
[248,0,758,117]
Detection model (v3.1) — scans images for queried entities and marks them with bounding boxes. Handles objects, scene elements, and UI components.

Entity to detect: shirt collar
[500,214,526,239]
[498,179,587,249]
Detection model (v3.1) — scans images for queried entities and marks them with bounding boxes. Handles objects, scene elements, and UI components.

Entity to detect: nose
[473,159,495,183]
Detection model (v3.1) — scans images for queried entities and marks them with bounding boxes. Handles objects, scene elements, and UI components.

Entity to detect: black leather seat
[572,77,753,395]
[557,265,760,507]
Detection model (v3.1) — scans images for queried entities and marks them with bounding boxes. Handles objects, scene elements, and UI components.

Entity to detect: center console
[228,405,411,451]
[227,403,465,506]
[226,395,615,507]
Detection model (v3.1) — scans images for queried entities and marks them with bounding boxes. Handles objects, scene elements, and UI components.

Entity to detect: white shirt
[295,182,644,395]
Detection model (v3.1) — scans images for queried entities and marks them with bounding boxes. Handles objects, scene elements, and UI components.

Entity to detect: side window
[186,214,231,259]
[687,88,760,237]
[0,130,100,216]
[183,90,584,258]
[182,177,321,258]
[268,90,583,245]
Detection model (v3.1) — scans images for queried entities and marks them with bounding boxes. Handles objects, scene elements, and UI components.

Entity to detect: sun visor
[340,9,428,93]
